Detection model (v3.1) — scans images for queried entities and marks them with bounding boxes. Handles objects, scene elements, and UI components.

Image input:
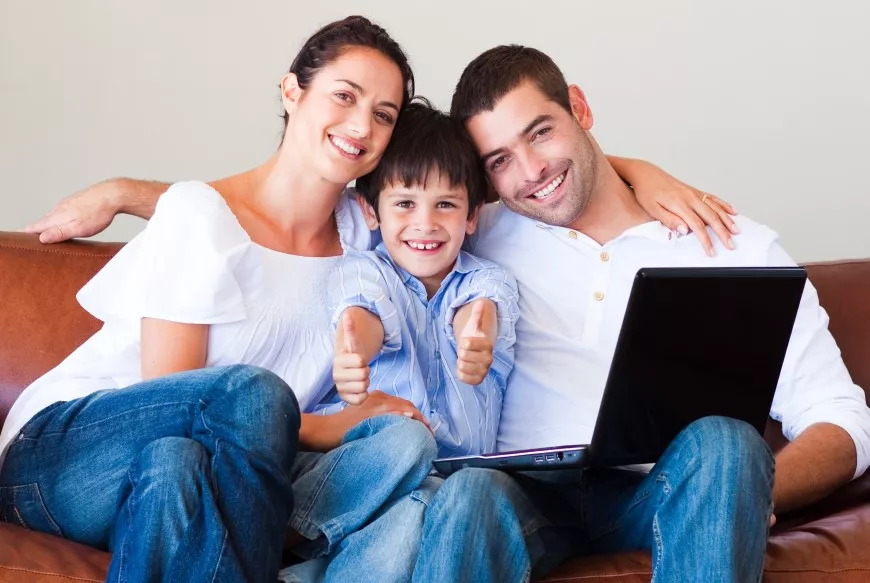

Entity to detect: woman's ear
[280,73,303,117]
[568,85,594,131]
[356,197,380,230]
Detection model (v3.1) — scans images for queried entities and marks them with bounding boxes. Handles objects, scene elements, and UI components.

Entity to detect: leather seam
[538,566,870,581]
[0,565,103,582]
[0,242,118,259]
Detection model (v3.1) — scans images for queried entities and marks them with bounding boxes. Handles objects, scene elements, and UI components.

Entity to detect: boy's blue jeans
[279,414,438,583]
[0,365,301,583]
[413,416,775,583]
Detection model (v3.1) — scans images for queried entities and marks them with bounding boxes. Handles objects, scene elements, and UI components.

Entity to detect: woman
[9,15,737,583]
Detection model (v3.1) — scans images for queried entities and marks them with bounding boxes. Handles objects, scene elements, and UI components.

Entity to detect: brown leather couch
[1,230,869,582]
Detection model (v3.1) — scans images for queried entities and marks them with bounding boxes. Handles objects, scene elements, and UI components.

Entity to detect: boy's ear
[466,205,482,236]
[356,197,380,230]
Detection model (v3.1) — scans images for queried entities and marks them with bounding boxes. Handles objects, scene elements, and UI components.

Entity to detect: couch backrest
[0,233,122,424]
[1,232,868,431]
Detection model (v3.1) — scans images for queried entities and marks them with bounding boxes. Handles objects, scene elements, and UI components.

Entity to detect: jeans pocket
[0,483,63,537]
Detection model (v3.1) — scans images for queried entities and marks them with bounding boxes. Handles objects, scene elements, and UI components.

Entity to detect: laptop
[432,266,807,475]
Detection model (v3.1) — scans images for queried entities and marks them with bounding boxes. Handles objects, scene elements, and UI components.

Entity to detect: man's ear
[466,205,482,236]
[280,73,303,117]
[568,85,594,131]
[356,197,380,230]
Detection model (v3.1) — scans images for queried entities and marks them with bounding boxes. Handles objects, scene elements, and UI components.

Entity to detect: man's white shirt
[470,202,870,479]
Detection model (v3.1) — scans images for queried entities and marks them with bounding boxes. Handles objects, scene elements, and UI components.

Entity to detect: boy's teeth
[408,241,441,250]
[532,172,565,199]
[331,136,361,155]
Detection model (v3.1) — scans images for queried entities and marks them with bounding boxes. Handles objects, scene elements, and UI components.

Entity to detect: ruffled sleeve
[76,181,252,325]
[329,251,402,355]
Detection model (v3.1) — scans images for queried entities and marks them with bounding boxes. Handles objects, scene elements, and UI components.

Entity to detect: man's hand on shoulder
[22,178,168,243]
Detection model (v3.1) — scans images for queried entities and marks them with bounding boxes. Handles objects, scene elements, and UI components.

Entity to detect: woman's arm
[23,178,171,243]
[607,155,739,257]
[140,317,208,380]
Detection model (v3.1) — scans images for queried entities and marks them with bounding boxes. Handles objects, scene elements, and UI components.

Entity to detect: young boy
[314,98,519,457]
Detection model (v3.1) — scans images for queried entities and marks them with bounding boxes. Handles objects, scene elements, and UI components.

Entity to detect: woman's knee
[131,436,207,493]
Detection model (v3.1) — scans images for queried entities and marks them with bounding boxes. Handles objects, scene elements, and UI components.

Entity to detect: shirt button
[600,251,610,262]
[594,291,605,301]
[568,231,578,239]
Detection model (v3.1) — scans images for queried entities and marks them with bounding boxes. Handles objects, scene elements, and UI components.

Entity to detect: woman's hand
[608,157,739,256]
[300,391,430,452]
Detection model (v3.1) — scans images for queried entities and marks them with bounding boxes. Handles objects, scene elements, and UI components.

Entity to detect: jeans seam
[9,484,63,537]
[585,486,654,545]
[652,514,663,582]
[36,401,197,436]
[210,529,229,583]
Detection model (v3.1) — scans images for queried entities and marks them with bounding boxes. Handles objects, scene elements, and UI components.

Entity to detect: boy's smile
[359,172,480,298]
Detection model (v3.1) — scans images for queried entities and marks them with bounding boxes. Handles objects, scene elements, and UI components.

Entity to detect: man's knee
[676,416,774,478]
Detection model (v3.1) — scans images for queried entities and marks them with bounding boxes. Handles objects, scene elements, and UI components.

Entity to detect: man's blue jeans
[279,414,439,583]
[413,416,775,583]
[0,365,301,583]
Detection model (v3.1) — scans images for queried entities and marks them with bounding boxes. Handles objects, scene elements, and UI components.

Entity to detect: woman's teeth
[407,241,442,250]
[330,136,362,156]
[532,172,565,199]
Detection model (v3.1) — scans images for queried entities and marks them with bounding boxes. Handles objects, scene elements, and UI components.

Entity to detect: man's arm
[22,178,170,243]
[773,422,857,513]
[766,241,870,515]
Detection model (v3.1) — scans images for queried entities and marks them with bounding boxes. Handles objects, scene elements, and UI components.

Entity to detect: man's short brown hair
[450,45,571,124]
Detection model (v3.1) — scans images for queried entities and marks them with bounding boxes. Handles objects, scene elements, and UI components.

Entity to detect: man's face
[465,81,598,227]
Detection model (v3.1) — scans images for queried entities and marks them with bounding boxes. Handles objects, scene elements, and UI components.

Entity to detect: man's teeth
[331,136,362,156]
[407,241,442,250]
[532,172,565,199]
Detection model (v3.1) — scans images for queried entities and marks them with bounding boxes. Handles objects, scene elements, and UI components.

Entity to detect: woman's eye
[335,92,354,103]
[375,111,395,124]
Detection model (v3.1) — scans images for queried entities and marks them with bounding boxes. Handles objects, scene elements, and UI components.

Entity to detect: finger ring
[700,194,710,204]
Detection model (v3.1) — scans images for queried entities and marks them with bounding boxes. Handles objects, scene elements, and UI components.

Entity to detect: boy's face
[360,172,479,296]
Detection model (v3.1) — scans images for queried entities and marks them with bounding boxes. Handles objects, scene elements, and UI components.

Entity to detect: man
[408,45,870,582]
[23,46,870,583]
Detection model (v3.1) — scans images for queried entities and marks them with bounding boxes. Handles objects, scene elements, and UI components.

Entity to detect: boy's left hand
[457,300,494,385]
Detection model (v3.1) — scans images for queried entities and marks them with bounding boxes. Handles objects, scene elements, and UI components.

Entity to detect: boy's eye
[436,201,457,209]
[396,200,413,208]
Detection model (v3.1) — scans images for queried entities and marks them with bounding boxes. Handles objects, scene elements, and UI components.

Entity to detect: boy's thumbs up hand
[334,310,371,405]
[457,300,494,386]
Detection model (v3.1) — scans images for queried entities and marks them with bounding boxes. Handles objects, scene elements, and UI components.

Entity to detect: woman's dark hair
[282,15,414,131]
[356,97,488,218]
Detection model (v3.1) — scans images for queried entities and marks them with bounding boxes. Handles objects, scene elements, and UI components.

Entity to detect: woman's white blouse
[0,181,371,464]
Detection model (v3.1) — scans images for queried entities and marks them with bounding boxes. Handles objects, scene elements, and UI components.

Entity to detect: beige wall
[1,0,868,262]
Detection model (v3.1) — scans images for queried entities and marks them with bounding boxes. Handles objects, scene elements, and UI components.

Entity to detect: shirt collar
[374,242,473,298]
[530,218,678,246]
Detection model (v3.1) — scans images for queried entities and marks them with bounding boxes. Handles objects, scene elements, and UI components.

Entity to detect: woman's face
[282,47,405,187]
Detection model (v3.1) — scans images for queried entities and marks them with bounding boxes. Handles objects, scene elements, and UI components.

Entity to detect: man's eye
[534,127,552,139]
[490,156,507,171]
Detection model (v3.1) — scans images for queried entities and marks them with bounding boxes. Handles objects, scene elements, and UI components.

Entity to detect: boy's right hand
[334,311,371,405]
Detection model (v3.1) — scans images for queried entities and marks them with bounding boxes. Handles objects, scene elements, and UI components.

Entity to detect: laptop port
[533,455,544,463]
[545,454,557,462]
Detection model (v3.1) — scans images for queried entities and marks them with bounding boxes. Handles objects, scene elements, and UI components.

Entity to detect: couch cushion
[0,523,109,582]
